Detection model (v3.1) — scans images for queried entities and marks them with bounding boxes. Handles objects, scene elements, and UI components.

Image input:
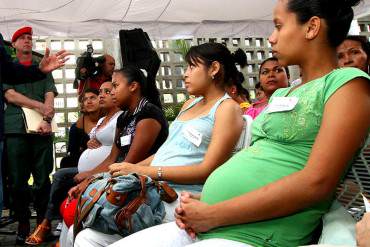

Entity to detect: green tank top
[199,68,370,247]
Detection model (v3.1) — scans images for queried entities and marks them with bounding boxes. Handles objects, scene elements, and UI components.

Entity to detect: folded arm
[5,89,44,111]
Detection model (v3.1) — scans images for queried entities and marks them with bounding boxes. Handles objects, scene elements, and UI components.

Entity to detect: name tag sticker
[266,96,299,113]
[183,126,203,147]
[120,134,131,147]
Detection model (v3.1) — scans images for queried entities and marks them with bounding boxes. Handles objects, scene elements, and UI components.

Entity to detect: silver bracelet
[157,167,163,180]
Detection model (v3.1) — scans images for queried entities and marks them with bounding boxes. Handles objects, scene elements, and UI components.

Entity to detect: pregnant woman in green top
[107,0,370,246]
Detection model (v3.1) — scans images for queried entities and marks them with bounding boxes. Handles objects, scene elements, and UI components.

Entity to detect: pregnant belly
[78,146,112,172]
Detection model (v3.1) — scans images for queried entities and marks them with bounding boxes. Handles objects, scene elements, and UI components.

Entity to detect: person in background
[225,71,251,112]
[254,82,265,101]
[77,54,115,95]
[337,35,370,74]
[60,89,101,168]
[3,26,60,245]
[245,57,289,118]
[0,30,69,222]
[25,82,121,245]
[104,0,370,246]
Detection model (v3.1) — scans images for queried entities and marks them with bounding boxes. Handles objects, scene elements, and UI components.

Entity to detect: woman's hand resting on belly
[87,138,102,149]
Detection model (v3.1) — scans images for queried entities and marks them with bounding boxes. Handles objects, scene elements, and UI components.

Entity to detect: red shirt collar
[19,60,33,66]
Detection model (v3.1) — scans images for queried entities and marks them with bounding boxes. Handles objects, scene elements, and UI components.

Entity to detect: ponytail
[185,43,247,87]
[114,65,162,109]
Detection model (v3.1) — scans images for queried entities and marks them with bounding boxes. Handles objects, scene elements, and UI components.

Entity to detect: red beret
[12,26,33,42]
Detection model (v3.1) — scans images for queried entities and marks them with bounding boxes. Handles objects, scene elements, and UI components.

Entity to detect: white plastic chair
[315,135,370,245]
[233,115,253,154]
[336,135,370,221]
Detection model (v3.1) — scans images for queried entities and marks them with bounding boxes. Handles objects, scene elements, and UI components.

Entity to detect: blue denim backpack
[73,173,169,238]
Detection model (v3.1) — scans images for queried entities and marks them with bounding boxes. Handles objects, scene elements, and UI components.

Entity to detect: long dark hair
[287,0,361,47]
[233,72,251,102]
[114,65,162,108]
[185,43,247,88]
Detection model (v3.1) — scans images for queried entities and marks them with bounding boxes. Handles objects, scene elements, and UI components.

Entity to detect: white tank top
[78,111,122,172]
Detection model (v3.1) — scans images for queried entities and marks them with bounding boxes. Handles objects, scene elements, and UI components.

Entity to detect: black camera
[73,44,105,88]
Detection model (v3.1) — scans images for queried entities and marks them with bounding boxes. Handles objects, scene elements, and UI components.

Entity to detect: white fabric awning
[0,0,369,40]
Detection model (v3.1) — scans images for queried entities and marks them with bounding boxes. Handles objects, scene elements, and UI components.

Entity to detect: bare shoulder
[180,97,196,111]
[216,98,242,115]
[75,115,84,129]
[327,77,370,108]
[214,98,243,130]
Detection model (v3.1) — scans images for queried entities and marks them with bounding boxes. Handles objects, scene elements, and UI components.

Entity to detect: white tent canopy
[0,0,370,40]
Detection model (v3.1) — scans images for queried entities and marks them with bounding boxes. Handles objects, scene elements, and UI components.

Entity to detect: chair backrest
[336,135,370,221]
[233,115,253,154]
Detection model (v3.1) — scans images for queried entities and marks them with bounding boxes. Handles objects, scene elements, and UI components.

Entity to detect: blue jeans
[45,167,78,220]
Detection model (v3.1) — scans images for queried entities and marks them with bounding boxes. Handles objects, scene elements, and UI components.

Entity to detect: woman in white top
[26,81,122,245]
[77,108,122,172]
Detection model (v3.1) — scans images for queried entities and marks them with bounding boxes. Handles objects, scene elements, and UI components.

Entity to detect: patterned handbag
[73,172,177,238]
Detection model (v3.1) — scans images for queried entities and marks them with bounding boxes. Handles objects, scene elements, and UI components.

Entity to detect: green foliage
[54,135,68,143]
[163,103,183,122]
[170,39,191,59]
